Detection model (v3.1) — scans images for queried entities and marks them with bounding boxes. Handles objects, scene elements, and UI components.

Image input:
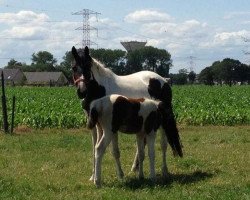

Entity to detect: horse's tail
[158,101,183,157]
[87,106,98,129]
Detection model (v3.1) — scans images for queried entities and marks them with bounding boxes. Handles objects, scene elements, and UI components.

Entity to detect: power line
[242,36,250,64]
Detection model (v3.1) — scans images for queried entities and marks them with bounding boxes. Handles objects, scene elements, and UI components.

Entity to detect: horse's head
[71,46,93,99]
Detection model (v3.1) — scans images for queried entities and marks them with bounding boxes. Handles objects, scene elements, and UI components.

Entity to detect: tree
[170,68,188,85]
[198,67,214,85]
[126,46,172,77]
[211,58,242,86]
[91,48,126,75]
[233,63,250,84]
[31,51,57,71]
[4,59,22,69]
[58,51,73,81]
[188,71,196,84]
[126,49,144,74]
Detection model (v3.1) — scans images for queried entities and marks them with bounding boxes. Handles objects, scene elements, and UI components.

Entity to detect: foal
[87,94,180,186]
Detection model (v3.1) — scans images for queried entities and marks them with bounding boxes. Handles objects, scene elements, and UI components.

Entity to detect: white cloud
[124,9,172,23]
[224,11,250,20]
[0,10,49,25]
[0,10,81,66]
[241,20,250,25]
[2,26,49,40]
[214,30,249,43]
[122,10,249,72]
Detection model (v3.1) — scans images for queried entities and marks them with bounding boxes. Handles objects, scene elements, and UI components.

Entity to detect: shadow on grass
[110,170,214,190]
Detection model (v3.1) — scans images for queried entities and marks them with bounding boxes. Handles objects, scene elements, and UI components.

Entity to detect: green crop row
[1,87,86,129]
[0,85,249,128]
[173,85,250,126]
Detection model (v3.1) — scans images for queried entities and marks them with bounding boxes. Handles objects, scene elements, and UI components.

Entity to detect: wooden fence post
[1,71,9,133]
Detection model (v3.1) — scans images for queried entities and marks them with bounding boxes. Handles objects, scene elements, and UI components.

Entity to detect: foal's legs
[131,138,146,172]
[90,124,103,181]
[146,131,156,181]
[111,133,124,179]
[131,129,170,179]
[94,128,112,187]
[136,134,145,179]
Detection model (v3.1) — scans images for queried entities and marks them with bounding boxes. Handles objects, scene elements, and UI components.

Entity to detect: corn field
[0,85,249,128]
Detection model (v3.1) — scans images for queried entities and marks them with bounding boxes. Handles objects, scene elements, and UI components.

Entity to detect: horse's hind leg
[111,133,124,179]
[131,137,146,172]
[146,131,156,181]
[136,134,145,179]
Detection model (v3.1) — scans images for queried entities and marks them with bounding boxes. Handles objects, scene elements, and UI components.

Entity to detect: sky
[0,0,249,73]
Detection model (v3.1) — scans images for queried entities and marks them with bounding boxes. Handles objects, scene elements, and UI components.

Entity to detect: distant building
[0,68,26,85]
[24,72,68,86]
[120,41,147,52]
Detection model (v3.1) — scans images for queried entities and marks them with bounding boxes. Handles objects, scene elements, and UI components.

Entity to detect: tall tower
[120,41,147,52]
[72,9,100,49]
[242,36,250,63]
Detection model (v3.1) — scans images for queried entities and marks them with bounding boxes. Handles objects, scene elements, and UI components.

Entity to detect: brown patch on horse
[128,98,145,103]
[144,111,161,134]
[112,96,143,133]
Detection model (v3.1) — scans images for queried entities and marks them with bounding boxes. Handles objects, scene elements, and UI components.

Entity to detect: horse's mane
[92,58,115,78]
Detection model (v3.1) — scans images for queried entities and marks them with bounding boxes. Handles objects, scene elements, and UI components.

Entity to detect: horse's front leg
[89,124,103,181]
[89,127,97,181]
[94,128,112,187]
[111,133,124,179]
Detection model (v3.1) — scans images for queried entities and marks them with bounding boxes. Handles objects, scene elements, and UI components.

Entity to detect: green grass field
[0,126,249,199]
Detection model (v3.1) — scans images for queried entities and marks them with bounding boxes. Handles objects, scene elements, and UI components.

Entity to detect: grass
[0,126,249,199]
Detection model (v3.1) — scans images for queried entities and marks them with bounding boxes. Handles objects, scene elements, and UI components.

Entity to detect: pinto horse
[71,46,183,181]
[87,94,181,186]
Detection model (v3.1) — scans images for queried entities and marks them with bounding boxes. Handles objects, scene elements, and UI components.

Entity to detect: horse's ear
[72,46,81,63]
[84,46,90,56]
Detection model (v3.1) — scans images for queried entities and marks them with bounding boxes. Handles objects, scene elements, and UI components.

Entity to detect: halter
[72,66,96,86]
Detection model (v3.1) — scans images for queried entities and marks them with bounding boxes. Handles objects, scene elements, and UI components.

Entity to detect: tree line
[4,47,250,85]
[4,46,171,83]
[198,58,250,85]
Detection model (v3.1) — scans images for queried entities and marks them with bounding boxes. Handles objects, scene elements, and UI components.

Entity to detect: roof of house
[0,68,23,80]
[24,72,68,83]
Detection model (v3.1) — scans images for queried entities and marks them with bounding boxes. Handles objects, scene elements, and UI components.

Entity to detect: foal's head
[71,46,93,98]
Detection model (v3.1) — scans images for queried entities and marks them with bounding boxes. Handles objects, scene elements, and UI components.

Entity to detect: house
[24,72,68,86]
[0,68,26,85]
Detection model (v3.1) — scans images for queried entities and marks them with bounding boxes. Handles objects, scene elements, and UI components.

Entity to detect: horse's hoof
[89,174,95,181]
